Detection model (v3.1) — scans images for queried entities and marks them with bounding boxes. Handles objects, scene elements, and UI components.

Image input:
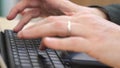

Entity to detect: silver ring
[67,20,71,36]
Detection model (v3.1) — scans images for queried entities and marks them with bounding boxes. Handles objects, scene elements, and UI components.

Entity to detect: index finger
[7,1,28,20]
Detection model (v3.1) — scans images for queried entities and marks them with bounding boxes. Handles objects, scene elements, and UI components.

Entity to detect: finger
[50,0,81,15]
[42,37,91,52]
[14,9,41,32]
[39,40,47,50]
[17,22,91,39]
[25,15,72,30]
[7,1,28,20]
[17,22,68,39]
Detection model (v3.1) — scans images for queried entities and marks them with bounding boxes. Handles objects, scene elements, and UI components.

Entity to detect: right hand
[17,14,120,68]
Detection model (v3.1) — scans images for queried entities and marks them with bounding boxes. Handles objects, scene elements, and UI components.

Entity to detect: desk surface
[0,17,35,31]
[0,17,20,68]
[0,17,37,68]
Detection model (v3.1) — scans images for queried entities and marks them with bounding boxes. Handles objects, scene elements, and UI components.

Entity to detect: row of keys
[7,30,66,68]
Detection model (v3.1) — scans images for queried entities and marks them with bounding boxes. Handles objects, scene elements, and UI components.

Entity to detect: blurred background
[0,0,120,17]
[0,0,18,17]
[71,0,120,6]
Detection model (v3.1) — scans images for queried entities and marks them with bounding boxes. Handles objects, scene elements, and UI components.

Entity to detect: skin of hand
[8,0,117,67]
[17,14,120,68]
[7,0,107,32]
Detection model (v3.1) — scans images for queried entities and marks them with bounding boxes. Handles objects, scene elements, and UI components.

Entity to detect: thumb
[42,37,91,53]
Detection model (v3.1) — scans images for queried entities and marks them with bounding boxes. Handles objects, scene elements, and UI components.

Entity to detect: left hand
[17,13,120,68]
[7,0,107,32]
[7,0,82,32]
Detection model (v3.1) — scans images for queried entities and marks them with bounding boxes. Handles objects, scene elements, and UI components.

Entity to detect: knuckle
[81,11,91,14]
[80,14,96,20]
[15,6,22,12]
[53,21,65,29]
[52,22,67,36]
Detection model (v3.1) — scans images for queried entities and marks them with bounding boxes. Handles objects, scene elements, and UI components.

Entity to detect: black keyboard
[0,30,111,68]
[3,30,69,68]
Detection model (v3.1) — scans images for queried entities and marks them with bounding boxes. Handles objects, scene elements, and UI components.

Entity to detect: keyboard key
[21,63,32,67]
[5,30,66,68]
[32,63,40,66]
[20,60,30,63]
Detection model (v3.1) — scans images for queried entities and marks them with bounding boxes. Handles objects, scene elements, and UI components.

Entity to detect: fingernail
[39,40,47,50]
[39,45,46,50]
[13,28,18,32]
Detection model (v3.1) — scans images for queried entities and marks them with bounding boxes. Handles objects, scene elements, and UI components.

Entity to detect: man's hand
[17,14,120,68]
[7,0,107,32]
[7,0,82,32]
